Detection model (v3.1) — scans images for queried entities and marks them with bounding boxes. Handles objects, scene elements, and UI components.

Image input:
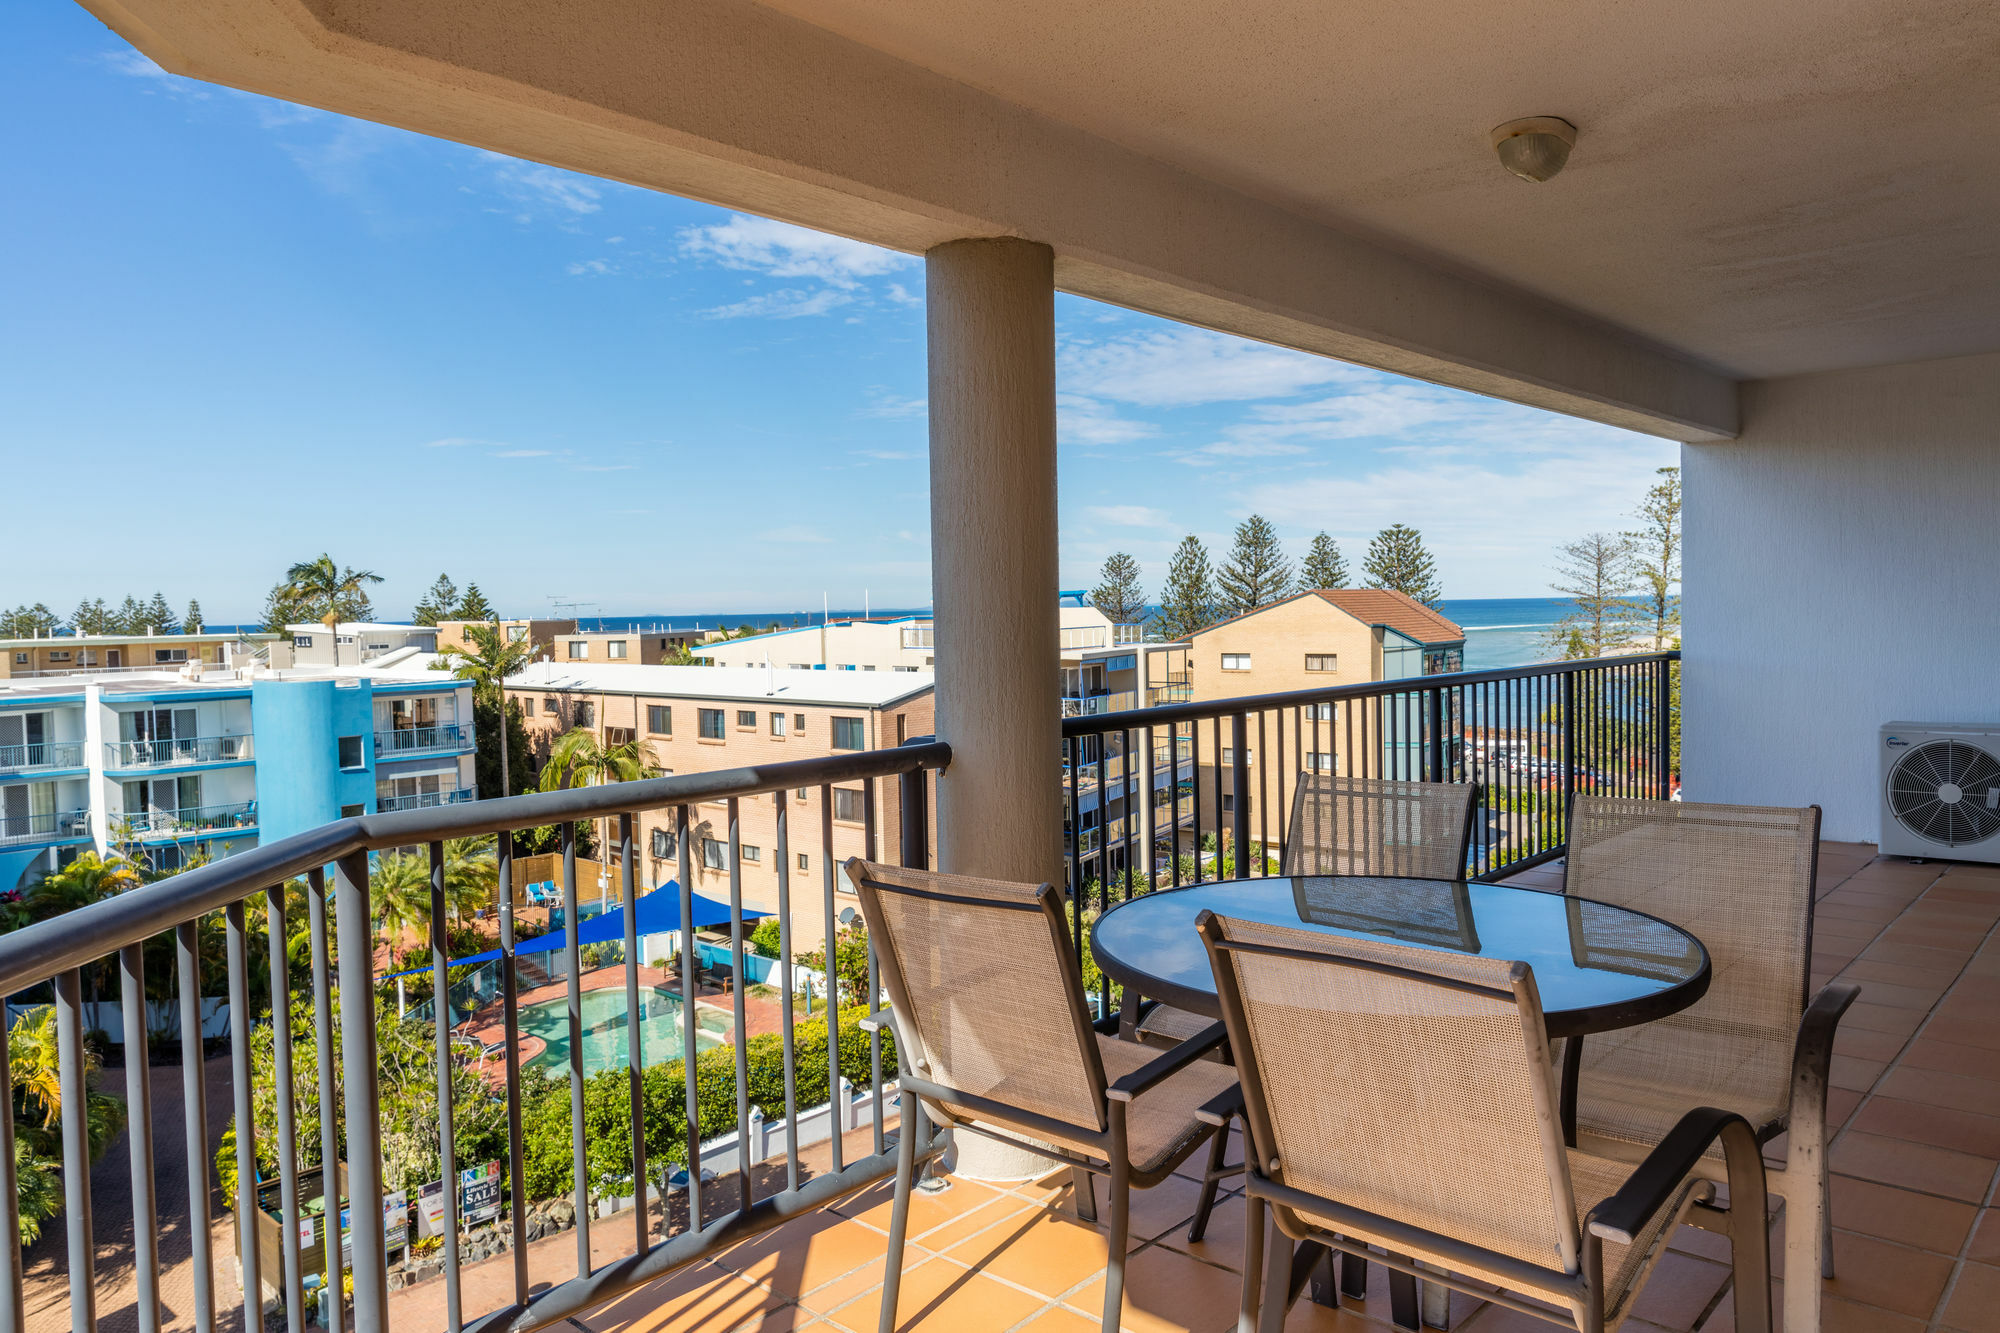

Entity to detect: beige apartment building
[0,631,281,680]
[435,618,576,655]
[505,661,935,944]
[548,628,720,666]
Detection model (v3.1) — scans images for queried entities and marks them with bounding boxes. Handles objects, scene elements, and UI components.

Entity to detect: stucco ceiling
[751,0,2000,380]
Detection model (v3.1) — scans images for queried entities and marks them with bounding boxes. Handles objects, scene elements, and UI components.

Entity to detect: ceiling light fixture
[1490,117,1577,183]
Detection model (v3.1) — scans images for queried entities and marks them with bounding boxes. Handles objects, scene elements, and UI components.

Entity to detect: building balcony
[123,801,258,839]
[1112,623,1146,646]
[374,723,473,758]
[104,735,253,769]
[898,624,934,650]
[376,787,474,812]
[1060,690,1137,717]
[0,741,85,775]
[0,809,91,845]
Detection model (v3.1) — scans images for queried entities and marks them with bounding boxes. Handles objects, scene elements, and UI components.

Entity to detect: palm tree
[8,1007,67,1130]
[372,841,494,950]
[538,728,661,905]
[13,1138,60,1246]
[23,854,141,1010]
[283,554,385,666]
[434,622,535,800]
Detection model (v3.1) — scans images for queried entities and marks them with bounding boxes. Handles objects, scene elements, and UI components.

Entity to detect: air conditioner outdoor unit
[1880,723,2000,863]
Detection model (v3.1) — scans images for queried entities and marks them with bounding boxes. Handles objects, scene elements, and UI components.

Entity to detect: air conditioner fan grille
[1888,739,2000,848]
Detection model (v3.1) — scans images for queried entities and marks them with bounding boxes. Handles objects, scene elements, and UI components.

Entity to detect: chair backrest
[1201,912,1579,1277]
[845,858,1109,1135]
[1564,797,1819,1116]
[1283,775,1477,880]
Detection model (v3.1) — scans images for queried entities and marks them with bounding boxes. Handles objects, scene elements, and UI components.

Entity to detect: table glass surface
[1091,876,1705,1028]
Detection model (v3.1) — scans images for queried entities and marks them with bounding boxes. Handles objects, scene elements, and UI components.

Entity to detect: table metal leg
[1560,1035,1583,1148]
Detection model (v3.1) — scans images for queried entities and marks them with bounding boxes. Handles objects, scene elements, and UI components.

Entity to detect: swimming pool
[518,986,732,1076]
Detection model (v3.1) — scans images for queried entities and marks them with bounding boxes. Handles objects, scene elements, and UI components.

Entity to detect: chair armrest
[1793,981,1861,1103]
[1194,1083,1244,1128]
[1106,1021,1230,1102]
[1587,1106,1759,1245]
[857,1007,893,1034]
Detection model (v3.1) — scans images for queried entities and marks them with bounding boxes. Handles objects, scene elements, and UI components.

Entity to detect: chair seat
[1133,1003,1217,1047]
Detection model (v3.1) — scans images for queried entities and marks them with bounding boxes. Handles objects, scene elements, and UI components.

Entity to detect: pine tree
[1153,535,1217,640]
[1215,515,1293,619]
[1296,531,1349,592]
[412,574,459,627]
[454,584,495,622]
[1089,553,1147,627]
[71,600,113,636]
[1625,466,1681,649]
[114,595,148,635]
[1545,533,1640,659]
[144,592,178,634]
[1362,525,1443,607]
[0,605,59,638]
[183,600,204,634]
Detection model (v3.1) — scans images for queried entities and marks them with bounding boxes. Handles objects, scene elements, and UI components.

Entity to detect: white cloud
[484,156,602,215]
[859,389,927,420]
[678,215,911,288]
[492,449,553,459]
[885,283,922,307]
[424,437,492,448]
[566,259,613,276]
[574,464,635,473]
[1176,441,1310,467]
[853,449,919,462]
[1062,327,1356,408]
[1088,505,1170,527]
[759,526,835,544]
[705,288,853,320]
[1058,393,1155,447]
[100,49,211,99]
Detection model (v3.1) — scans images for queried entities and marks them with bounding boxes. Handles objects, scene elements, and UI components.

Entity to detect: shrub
[747,917,783,959]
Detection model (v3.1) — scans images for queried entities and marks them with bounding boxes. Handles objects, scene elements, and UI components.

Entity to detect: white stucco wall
[1683,350,2000,842]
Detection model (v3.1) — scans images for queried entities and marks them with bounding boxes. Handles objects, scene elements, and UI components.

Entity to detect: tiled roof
[1314,589,1463,643]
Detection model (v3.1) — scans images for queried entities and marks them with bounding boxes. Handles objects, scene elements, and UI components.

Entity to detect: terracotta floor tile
[1969,1209,2000,1264]
[833,1176,1009,1239]
[1072,1170,1215,1243]
[1070,1243,1245,1333]
[1840,959,1961,989]
[1903,1037,2000,1081]
[1625,1251,1730,1329]
[1828,1174,1978,1254]
[945,1208,1123,1296]
[1834,1025,1911,1063]
[1876,1066,2000,1118]
[1839,978,1945,1011]
[1813,1232,1954,1317]
[717,1212,898,1301]
[1859,942,1971,971]
[1831,1055,1888,1092]
[579,1262,790,1333]
[1016,1306,1104,1333]
[823,1255,1046,1333]
[900,1194,1038,1253]
[1923,1014,2000,1052]
[1154,1190,1254,1273]
[1841,1003,1929,1040]
[1848,1096,2000,1158]
[1940,1260,2000,1331]
[1830,1130,1997,1202]
[1702,1281,1926,1333]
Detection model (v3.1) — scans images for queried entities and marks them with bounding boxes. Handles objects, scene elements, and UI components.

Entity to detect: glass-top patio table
[1091,875,1710,1041]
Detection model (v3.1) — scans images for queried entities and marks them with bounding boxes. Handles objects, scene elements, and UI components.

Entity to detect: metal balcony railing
[1058,626,1108,650]
[0,741,85,773]
[1112,623,1146,645]
[375,787,474,812]
[1145,682,1194,706]
[373,723,472,757]
[898,625,934,650]
[0,808,91,844]
[105,735,253,768]
[123,801,259,838]
[1059,690,1138,717]
[0,740,946,1333]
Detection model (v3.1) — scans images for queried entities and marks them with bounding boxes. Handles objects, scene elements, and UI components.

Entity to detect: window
[568,641,589,659]
[648,705,672,735]
[1220,653,1251,671]
[1221,748,1254,766]
[523,698,536,717]
[701,838,726,869]
[832,717,865,750]
[339,804,364,819]
[337,736,363,769]
[1305,654,1338,673]
[651,828,676,858]
[837,664,855,671]
[770,712,787,736]
[575,702,594,727]
[862,665,876,672]
[1307,751,1337,773]
[699,709,725,739]
[795,787,809,801]
[48,651,70,663]
[741,845,762,863]
[797,852,809,871]
[506,626,527,642]
[894,665,917,672]
[788,663,810,670]
[11,653,24,665]
[605,726,636,747]
[1311,703,1336,721]
[606,640,628,659]
[293,635,314,649]
[895,713,907,745]
[736,710,757,729]
[833,787,863,821]
[544,697,561,716]
[794,714,807,732]
[1222,793,1236,812]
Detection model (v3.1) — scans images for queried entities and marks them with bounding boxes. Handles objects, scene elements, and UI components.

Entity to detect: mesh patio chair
[846,858,1240,1333]
[1198,911,1772,1333]
[1561,797,1856,1333]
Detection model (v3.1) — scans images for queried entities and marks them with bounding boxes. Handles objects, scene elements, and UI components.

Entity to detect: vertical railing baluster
[0,994,22,1333]
[1141,724,1156,890]
[861,781,883,1155]
[1229,714,1250,876]
[54,968,95,1332]
[675,804,704,1227]
[1258,710,1270,872]
[333,851,388,1333]
[306,869,342,1333]
[120,942,161,1333]
[496,836,529,1302]
[1066,740,1081,950]
[773,792,800,1193]
[560,821,589,1272]
[618,813,649,1251]
[428,841,461,1332]
[225,902,260,1333]
[818,789,840,1176]
[263,890,301,1333]
[726,799,752,1213]
[177,918,215,1333]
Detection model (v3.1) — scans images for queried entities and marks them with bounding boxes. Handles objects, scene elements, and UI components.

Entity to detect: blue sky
[2,3,1677,623]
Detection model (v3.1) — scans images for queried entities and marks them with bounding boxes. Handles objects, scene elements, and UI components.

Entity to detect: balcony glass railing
[374,723,472,756]
[899,625,934,650]
[1058,626,1108,650]
[0,809,91,844]
[376,787,474,812]
[1059,690,1137,717]
[1112,623,1146,645]
[106,736,253,768]
[0,741,85,773]
[123,801,258,838]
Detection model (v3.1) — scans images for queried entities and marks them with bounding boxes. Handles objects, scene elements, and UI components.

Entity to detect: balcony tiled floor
[567,842,2000,1333]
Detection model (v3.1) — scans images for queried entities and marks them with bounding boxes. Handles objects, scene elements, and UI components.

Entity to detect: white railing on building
[373,724,472,757]
[0,741,86,773]
[105,735,254,768]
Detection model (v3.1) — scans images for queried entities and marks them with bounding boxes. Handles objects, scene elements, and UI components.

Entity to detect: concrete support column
[926,238,1062,884]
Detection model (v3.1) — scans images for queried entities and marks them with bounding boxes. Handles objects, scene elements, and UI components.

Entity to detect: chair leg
[1072,1166,1099,1223]
[1388,1255,1421,1332]
[1340,1249,1368,1300]
[1188,1121,1231,1242]
[1099,1156,1131,1333]
[1238,1193,1266,1333]
[1720,1121,1774,1333]
[877,1093,920,1333]
[1259,1219,1294,1333]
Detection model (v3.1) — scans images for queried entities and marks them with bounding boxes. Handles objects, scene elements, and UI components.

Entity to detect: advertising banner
[460,1162,502,1225]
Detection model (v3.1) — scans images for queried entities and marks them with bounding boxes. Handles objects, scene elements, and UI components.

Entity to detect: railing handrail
[1065,650,1680,736]
[0,740,86,768]
[0,739,952,996]
[105,735,253,764]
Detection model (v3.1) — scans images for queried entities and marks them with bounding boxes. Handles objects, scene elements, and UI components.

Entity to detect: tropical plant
[1297,531,1349,592]
[12,1138,60,1245]
[371,839,497,949]
[747,917,784,960]
[794,925,872,1006]
[436,622,537,801]
[23,852,140,922]
[1153,535,1218,640]
[1089,552,1148,627]
[538,727,661,877]
[1362,524,1443,607]
[1215,514,1293,618]
[276,554,384,655]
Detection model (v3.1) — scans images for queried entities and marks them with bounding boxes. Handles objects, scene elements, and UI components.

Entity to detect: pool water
[519,986,732,1075]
